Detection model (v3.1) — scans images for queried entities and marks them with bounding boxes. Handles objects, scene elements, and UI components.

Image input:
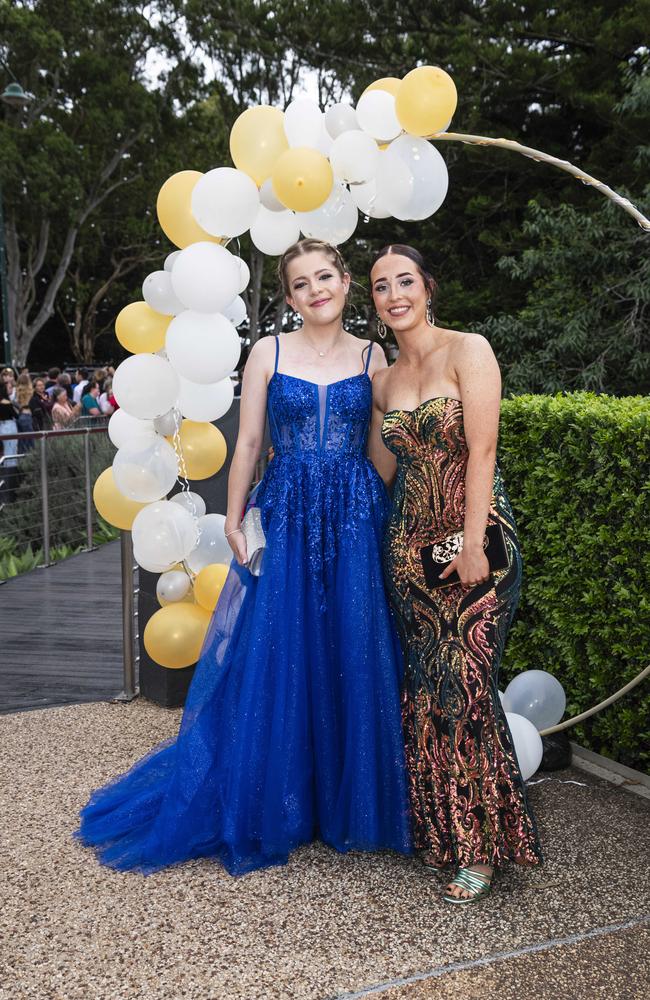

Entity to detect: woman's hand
[439,545,490,588]
[226,527,248,566]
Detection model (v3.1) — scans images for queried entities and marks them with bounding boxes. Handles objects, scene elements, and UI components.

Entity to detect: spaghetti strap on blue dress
[75,338,413,875]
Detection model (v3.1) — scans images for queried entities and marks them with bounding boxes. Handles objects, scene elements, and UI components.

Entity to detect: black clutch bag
[420,522,509,590]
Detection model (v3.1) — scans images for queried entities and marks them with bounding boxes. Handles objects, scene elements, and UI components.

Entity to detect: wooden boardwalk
[0,541,129,713]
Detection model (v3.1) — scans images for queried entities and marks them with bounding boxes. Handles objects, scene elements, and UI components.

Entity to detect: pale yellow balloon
[272,147,333,212]
[144,603,211,669]
[194,563,230,612]
[156,171,223,249]
[230,106,289,186]
[170,420,227,481]
[395,66,457,137]
[362,77,401,98]
[158,590,196,608]
[93,467,147,530]
[115,301,171,354]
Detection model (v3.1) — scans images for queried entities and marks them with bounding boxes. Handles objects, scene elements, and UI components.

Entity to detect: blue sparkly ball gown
[75,337,413,875]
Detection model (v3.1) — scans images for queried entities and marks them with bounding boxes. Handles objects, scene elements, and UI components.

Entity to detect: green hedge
[499,392,650,772]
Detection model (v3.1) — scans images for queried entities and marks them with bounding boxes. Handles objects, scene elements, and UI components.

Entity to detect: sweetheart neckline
[384,396,462,418]
[270,371,369,389]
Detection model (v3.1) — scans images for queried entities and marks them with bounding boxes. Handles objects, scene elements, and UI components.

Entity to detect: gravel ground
[1,699,649,1000]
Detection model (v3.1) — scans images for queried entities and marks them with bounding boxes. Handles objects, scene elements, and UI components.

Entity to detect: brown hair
[16,372,33,409]
[371,244,438,306]
[278,238,348,297]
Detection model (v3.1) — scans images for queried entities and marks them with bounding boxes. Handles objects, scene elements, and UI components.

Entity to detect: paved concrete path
[1,699,648,1000]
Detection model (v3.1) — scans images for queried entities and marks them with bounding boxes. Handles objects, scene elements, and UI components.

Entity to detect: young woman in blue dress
[75,239,413,875]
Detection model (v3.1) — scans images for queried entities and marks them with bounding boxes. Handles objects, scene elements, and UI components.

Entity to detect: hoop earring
[376,317,387,340]
[426,298,435,327]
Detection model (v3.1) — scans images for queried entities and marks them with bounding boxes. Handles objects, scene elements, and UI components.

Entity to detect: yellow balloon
[115,301,170,354]
[230,106,289,185]
[363,77,401,98]
[158,590,195,608]
[395,66,457,137]
[194,563,230,612]
[272,147,333,212]
[171,420,227,480]
[144,603,211,669]
[156,171,223,249]
[93,468,147,530]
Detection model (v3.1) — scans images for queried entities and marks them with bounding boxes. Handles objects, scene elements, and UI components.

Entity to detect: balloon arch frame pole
[430,131,650,232]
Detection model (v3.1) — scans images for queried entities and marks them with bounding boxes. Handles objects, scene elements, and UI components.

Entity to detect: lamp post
[1,81,32,367]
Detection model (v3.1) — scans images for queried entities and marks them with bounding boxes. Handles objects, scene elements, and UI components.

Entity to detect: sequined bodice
[381,396,467,466]
[267,372,372,459]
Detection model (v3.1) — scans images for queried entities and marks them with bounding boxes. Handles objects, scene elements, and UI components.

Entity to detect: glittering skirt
[384,470,542,869]
[75,454,413,875]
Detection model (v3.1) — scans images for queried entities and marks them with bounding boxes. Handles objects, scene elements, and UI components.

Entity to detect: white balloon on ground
[329,130,379,185]
[170,491,206,519]
[186,513,232,573]
[382,135,448,221]
[325,102,358,139]
[132,500,199,570]
[503,670,567,731]
[191,167,260,238]
[112,436,179,503]
[223,295,248,327]
[108,409,156,450]
[153,407,182,437]
[259,179,287,213]
[297,184,358,245]
[142,270,185,316]
[112,354,180,420]
[350,151,412,219]
[177,374,234,422]
[250,205,301,256]
[166,311,241,384]
[157,569,192,604]
[505,712,544,782]
[284,96,324,148]
[171,241,241,313]
[164,250,180,272]
[235,257,250,294]
[355,90,402,142]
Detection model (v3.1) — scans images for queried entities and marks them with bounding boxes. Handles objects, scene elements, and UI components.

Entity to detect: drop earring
[376,317,387,340]
[426,298,435,327]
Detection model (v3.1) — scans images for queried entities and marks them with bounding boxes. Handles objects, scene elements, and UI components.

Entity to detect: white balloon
[382,135,448,221]
[329,130,379,185]
[108,409,156,450]
[349,151,412,219]
[235,257,250,293]
[164,250,180,272]
[325,102,358,139]
[315,122,333,157]
[191,167,260,238]
[223,296,248,327]
[112,354,180,420]
[142,270,185,316]
[186,513,232,573]
[355,90,402,142]
[505,712,544,782]
[170,491,206,518]
[153,407,182,437]
[156,569,192,604]
[177,375,234,422]
[250,205,301,256]
[297,184,358,245]
[259,179,287,213]
[503,670,567,731]
[112,436,179,503]
[166,311,241,384]
[284,97,323,148]
[132,500,199,571]
[171,242,240,313]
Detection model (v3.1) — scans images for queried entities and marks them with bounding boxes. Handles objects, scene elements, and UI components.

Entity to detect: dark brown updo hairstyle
[371,244,438,311]
[278,238,349,297]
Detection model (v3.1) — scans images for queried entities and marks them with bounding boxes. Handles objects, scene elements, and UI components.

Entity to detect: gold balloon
[230,106,289,186]
[363,77,401,98]
[156,171,223,249]
[194,563,230,612]
[171,420,227,481]
[144,603,212,669]
[395,66,457,137]
[272,147,333,212]
[115,301,170,354]
[93,468,147,530]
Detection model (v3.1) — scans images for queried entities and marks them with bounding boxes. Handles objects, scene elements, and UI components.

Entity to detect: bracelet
[225,527,243,538]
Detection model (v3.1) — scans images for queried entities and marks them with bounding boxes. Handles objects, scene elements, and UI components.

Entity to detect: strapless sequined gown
[382,396,541,868]
[75,339,412,875]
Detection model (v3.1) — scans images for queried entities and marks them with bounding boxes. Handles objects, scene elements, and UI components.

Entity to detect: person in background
[44,366,61,391]
[51,387,81,429]
[30,377,53,430]
[80,381,102,421]
[14,373,35,452]
[1,367,17,402]
[0,381,19,468]
[73,369,89,404]
[98,377,116,415]
[56,371,75,402]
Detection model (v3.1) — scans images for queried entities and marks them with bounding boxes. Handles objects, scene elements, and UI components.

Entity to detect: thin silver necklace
[302,329,344,358]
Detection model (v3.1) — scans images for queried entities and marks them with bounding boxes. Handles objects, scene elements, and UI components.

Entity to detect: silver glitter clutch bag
[241,505,266,577]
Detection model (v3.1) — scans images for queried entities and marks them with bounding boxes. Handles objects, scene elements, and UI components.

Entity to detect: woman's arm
[225,338,274,565]
[367,366,397,487]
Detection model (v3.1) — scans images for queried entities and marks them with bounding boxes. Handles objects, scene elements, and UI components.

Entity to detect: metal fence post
[39,435,51,567]
[83,429,95,552]
[114,529,138,702]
